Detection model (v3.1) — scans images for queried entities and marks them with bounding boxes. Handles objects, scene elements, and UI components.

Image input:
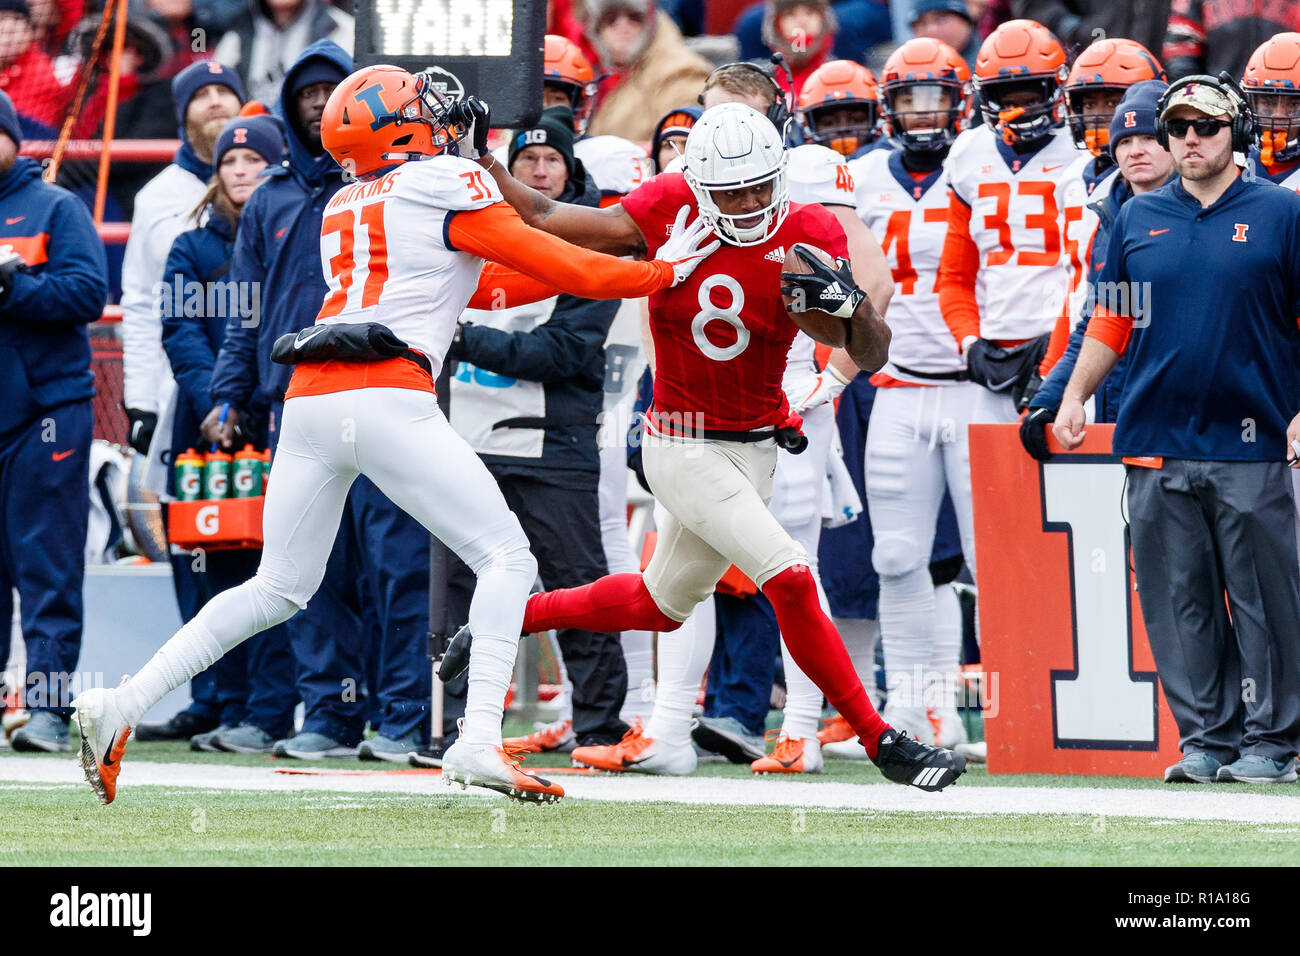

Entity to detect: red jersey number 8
[691,274,750,361]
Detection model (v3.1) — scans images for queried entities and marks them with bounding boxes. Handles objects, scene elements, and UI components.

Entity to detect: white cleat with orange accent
[72,688,132,805]
[441,739,565,804]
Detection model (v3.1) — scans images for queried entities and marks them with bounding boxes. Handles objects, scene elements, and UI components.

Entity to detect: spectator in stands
[215,0,353,106]
[0,90,110,752]
[27,0,79,55]
[145,114,297,753]
[1010,0,1169,58]
[910,0,980,68]
[447,105,630,751]
[1163,0,1298,81]
[108,0,227,142]
[117,60,243,742]
[581,0,712,141]
[734,0,891,66]
[207,41,433,762]
[0,0,71,137]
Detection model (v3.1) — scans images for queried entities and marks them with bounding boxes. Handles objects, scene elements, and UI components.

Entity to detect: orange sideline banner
[970,423,1182,777]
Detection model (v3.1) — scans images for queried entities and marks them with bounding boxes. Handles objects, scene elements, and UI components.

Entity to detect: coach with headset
[1056,73,1300,785]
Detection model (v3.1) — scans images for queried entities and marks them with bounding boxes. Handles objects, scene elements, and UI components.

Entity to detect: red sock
[524,573,681,635]
[763,565,890,758]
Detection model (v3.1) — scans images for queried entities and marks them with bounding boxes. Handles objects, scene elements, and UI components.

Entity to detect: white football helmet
[682,102,789,247]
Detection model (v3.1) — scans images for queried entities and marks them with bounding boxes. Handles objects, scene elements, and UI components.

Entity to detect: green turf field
[3,717,1298,866]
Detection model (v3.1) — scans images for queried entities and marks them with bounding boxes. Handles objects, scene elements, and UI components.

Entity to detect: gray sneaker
[690,716,765,764]
[1215,754,1298,783]
[190,725,235,752]
[214,724,276,754]
[10,710,70,753]
[271,731,358,760]
[1164,751,1221,783]
[359,729,425,763]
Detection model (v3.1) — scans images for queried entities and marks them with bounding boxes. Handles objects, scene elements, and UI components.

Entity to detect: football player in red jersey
[469,100,967,791]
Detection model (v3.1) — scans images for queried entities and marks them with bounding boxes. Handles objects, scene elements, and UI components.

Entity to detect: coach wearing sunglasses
[1055,74,1300,785]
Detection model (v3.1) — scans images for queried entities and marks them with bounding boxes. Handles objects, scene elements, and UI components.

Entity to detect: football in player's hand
[781,244,850,348]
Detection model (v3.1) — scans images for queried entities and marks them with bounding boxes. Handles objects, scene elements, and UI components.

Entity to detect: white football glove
[655,205,721,286]
[789,364,852,413]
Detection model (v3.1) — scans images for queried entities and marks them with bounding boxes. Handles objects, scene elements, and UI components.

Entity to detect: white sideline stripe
[2,757,1299,823]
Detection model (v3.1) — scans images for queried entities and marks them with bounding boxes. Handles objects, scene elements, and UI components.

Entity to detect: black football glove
[0,248,26,306]
[1019,406,1056,461]
[780,243,865,320]
[451,95,491,159]
[964,333,1050,410]
[125,407,158,455]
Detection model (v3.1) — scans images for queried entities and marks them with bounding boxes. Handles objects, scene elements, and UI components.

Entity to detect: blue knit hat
[0,90,20,148]
[1109,79,1169,156]
[214,114,287,167]
[172,60,244,125]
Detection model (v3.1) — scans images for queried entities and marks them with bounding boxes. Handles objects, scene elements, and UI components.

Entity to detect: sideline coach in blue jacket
[1056,75,1300,785]
[0,91,109,751]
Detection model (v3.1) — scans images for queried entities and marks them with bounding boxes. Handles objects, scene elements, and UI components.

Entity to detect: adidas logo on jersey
[764,246,786,263]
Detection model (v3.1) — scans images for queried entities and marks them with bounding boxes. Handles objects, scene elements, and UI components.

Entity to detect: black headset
[1155,71,1255,153]
[699,53,793,135]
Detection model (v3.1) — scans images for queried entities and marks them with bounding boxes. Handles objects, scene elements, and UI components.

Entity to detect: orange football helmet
[972,19,1068,146]
[797,59,880,156]
[544,35,599,136]
[321,65,465,177]
[879,37,971,153]
[1243,32,1300,165]
[1064,38,1165,154]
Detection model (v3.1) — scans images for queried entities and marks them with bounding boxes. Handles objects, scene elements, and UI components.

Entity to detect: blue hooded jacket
[0,157,109,435]
[1031,175,1134,423]
[209,39,352,412]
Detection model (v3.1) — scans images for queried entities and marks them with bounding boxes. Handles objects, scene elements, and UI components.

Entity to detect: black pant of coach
[1127,459,1300,762]
[441,467,630,747]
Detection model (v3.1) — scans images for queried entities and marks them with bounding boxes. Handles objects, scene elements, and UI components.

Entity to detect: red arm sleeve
[449,201,673,299]
[935,190,981,350]
[1084,305,1133,355]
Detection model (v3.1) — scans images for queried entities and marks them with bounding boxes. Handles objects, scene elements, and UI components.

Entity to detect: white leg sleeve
[118,395,355,725]
[598,420,655,721]
[358,389,538,747]
[645,594,715,747]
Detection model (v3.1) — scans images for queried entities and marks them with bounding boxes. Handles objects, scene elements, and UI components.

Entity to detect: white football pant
[115,387,537,746]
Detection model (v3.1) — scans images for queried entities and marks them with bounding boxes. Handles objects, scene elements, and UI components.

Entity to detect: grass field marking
[3,756,1299,824]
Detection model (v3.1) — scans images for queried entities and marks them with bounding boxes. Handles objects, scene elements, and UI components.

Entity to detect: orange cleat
[504,717,575,754]
[751,730,824,774]
[441,739,564,803]
[571,724,696,775]
[816,713,854,746]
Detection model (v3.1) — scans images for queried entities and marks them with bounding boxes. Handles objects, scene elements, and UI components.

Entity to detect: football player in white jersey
[1047,39,1166,391]
[935,18,1079,429]
[796,59,883,159]
[850,36,975,745]
[70,65,718,806]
